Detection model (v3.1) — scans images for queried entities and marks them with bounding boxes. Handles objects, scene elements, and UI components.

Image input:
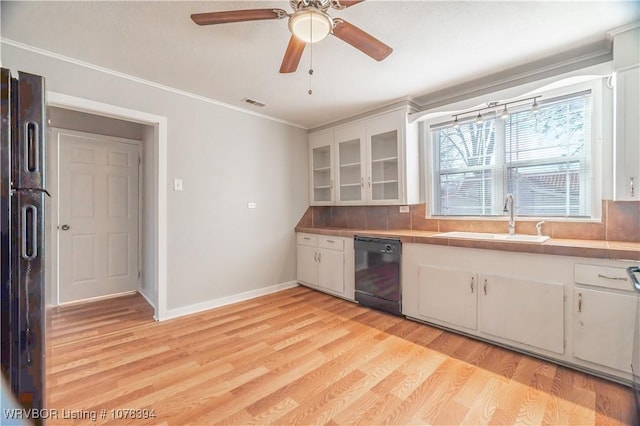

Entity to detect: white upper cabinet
[309,131,335,205]
[308,108,420,206]
[335,124,366,204]
[614,67,639,200]
[613,27,640,201]
[366,112,403,204]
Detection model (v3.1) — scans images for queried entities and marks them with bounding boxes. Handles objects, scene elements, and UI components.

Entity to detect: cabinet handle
[578,293,582,313]
[483,279,487,295]
[470,277,474,293]
[318,252,321,262]
[326,239,335,243]
[330,180,333,190]
[361,177,364,188]
[631,177,635,197]
[368,177,371,187]
[597,273,628,282]
[314,252,318,263]
[303,237,311,240]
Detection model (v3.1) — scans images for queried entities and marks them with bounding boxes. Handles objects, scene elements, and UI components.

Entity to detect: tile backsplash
[297,200,640,242]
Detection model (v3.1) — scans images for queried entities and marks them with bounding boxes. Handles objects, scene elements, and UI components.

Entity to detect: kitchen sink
[434,231,550,243]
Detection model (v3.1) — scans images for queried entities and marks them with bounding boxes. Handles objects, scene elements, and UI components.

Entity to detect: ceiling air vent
[243,98,267,108]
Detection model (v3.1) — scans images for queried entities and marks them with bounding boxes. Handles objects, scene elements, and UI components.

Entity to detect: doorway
[46,93,168,320]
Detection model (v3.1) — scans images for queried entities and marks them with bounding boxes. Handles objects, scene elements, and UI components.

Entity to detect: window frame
[425,79,603,220]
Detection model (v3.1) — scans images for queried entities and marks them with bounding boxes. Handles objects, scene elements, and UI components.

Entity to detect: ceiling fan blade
[332,19,392,61]
[339,0,365,7]
[191,9,286,26]
[280,36,306,73]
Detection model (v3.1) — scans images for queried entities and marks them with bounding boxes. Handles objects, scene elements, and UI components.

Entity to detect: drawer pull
[597,273,627,282]
[303,237,311,240]
[326,239,335,243]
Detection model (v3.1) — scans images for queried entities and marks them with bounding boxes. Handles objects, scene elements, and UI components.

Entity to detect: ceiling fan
[191,0,393,73]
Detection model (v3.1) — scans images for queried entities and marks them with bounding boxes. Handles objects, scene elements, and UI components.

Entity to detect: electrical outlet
[173,178,183,191]
[399,205,410,213]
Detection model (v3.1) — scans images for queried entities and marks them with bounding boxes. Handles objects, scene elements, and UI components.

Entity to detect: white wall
[1,42,309,312]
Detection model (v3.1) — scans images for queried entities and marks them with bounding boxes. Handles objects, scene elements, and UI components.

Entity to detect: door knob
[60,224,70,231]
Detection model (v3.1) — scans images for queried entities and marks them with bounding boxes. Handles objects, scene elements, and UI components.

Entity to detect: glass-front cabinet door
[366,113,402,203]
[335,124,365,204]
[309,131,334,205]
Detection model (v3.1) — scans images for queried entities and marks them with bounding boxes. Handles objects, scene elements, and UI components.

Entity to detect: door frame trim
[47,92,168,321]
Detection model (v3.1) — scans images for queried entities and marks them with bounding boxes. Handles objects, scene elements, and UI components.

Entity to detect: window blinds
[432,90,592,217]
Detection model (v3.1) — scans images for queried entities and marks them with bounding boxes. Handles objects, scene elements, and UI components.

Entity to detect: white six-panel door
[57,131,140,303]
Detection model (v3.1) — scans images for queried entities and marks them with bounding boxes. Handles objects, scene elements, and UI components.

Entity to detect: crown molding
[0,37,308,130]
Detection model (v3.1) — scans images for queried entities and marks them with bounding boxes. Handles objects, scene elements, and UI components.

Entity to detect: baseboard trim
[161,281,299,321]
[137,288,157,311]
[56,290,138,307]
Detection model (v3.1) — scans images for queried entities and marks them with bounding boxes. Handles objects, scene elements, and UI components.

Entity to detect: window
[430,90,593,217]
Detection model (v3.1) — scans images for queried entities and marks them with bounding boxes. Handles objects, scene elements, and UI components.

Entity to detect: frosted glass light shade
[288,9,332,43]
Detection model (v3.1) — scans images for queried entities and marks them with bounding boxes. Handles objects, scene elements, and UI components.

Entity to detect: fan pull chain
[308,14,313,95]
[308,44,313,95]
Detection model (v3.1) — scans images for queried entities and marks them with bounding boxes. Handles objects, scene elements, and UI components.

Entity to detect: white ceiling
[2,1,639,129]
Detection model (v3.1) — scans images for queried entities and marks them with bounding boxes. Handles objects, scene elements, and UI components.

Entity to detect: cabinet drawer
[297,233,318,247]
[574,263,632,291]
[319,237,344,251]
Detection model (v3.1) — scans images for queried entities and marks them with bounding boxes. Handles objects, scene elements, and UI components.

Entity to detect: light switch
[173,178,183,191]
[399,205,410,213]
[247,202,257,209]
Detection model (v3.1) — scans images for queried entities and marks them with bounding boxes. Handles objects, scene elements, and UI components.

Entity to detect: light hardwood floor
[47,286,637,425]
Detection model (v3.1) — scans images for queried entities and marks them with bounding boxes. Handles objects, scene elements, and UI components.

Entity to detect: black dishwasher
[354,236,402,316]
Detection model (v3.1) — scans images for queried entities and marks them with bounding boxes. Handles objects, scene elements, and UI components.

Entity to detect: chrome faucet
[503,193,515,235]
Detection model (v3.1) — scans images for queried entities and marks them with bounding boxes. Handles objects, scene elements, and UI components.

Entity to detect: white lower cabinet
[572,288,636,373]
[414,264,564,354]
[417,266,477,330]
[402,243,638,383]
[317,246,344,294]
[572,264,637,373]
[297,244,319,286]
[478,274,564,354]
[296,233,354,301]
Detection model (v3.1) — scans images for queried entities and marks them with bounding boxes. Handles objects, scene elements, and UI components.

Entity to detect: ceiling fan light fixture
[288,8,333,43]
